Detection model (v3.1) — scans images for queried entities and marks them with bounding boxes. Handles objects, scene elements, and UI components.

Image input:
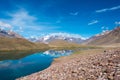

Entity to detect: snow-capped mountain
[0,29,23,38]
[29,33,85,44]
[0,21,23,38]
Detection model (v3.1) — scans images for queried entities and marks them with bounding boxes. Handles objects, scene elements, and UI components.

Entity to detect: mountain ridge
[84,27,120,45]
[0,29,23,38]
[29,33,85,44]
[0,28,49,51]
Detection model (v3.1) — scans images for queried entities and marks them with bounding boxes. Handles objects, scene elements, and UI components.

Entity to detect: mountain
[0,29,49,51]
[84,27,120,45]
[0,29,22,38]
[30,33,85,44]
[48,39,80,48]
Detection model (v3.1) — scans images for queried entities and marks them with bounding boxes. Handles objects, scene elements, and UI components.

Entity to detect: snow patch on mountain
[95,30,111,37]
[29,33,86,44]
[0,21,23,38]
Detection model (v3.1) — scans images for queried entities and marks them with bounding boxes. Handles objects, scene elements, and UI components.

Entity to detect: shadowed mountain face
[0,29,22,38]
[85,27,120,45]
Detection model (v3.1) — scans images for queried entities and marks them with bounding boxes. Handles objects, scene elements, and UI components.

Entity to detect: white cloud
[42,32,87,40]
[8,9,37,28]
[1,8,60,35]
[96,9,108,13]
[88,20,99,25]
[70,12,79,16]
[1,9,39,32]
[109,6,120,10]
[101,26,110,33]
[96,5,120,13]
[115,21,120,25]
[0,21,12,30]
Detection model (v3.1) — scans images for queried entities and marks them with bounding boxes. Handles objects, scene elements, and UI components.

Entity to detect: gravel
[17,49,120,80]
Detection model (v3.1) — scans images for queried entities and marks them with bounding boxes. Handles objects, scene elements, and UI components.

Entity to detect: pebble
[17,49,120,80]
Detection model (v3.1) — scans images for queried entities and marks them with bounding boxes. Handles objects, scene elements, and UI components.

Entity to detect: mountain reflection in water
[43,50,73,57]
[0,49,73,80]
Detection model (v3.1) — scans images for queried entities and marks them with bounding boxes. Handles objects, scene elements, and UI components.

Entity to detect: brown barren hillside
[0,37,49,51]
[48,39,80,48]
[85,27,120,45]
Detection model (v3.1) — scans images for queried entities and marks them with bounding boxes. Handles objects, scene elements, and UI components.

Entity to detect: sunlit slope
[85,27,120,45]
[48,39,80,48]
[0,37,49,51]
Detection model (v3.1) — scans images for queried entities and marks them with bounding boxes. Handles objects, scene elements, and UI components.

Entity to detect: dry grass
[86,27,120,45]
[0,37,49,51]
[49,39,84,48]
[53,48,105,64]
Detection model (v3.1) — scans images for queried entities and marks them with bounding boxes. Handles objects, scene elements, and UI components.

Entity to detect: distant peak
[114,26,120,30]
[0,28,23,38]
[29,32,86,44]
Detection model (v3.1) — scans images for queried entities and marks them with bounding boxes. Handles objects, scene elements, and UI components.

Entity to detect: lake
[0,50,73,80]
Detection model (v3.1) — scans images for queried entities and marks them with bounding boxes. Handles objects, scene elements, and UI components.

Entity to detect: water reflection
[0,52,53,80]
[0,51,40,61]
[43,50,73,58]
[0,49,73,80]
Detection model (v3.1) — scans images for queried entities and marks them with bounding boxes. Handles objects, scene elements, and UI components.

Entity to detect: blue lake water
[0,50,73,80]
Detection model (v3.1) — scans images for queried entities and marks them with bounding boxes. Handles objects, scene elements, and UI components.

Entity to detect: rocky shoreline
[17,48,120,80]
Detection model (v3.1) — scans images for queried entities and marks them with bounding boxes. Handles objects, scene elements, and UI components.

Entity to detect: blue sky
[0,0,120,38]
